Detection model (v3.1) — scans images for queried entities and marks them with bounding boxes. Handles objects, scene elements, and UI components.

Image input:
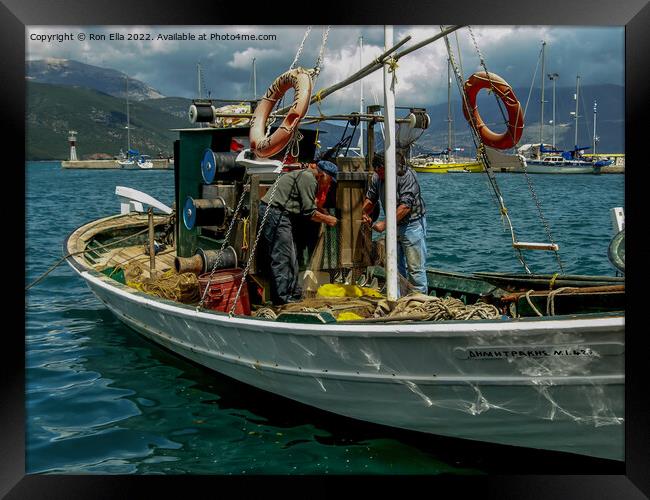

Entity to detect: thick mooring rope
[374,293,501,321]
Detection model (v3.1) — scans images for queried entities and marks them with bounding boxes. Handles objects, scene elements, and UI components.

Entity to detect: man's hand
[372,220,386,233]
[311,210,338,227]
[324,215,338,227]
[362,213,373,225]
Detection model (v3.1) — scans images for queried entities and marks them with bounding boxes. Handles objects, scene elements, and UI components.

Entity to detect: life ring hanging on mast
[462,71,524,150]
[249,68,313,158]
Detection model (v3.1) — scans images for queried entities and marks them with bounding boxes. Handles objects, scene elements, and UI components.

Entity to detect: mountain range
[25,59,624,160]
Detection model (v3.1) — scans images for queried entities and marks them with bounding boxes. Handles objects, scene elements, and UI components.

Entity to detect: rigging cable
[443,26,530,272]
[448,26,564,274]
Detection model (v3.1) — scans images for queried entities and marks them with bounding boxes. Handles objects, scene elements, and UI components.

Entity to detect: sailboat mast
[593,100,597,154]
[125,75,130,151]
[383,25,398,301]
[447,57,452,155]
[549,73,559,148]
[574,74,580,149]
[358,35,364,156]
[197,63,202,98]
[539,42,546,150]
[252,58,257,99]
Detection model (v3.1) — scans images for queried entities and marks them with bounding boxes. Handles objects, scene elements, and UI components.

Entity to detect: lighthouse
[68,130,78,161]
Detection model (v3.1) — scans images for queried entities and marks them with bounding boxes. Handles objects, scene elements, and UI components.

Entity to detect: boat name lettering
[455,346,601,360]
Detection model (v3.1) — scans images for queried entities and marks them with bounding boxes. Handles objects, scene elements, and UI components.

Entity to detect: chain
[443,27,530,273]
[227,26,327,315]
[267,26,313,136]
[312,26,330,79]
[467,26,486,68]
[520,166,565,273]
[228,172,285,316]
[290,26,312,70]
[456,26,563,274]
[196,179,249,311]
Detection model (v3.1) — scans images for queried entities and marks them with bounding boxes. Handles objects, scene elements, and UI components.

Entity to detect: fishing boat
[63,26,624,461]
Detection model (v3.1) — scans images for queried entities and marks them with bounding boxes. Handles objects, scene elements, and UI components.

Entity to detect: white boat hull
[520,161,597,174]
[71,266,624,461]
[117,160,154,170]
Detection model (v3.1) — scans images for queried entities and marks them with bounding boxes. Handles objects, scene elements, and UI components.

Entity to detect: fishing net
[121,261,201,303]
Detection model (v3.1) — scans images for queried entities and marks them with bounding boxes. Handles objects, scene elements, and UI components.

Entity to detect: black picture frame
[7,0,649,496]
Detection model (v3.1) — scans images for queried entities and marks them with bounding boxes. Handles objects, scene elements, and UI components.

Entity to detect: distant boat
[410,59,483,174]
[411,154,482,173]
[516,143,606,174]
[117,149,154,169]
[116,75,153,169]
[515,45,611,175]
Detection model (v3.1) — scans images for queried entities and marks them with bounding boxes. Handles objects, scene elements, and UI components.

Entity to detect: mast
[447,57,452,157]
[197,62,202,98]
[574,74,580,150]
[252,58,257,99]
[357,35,364,156]
[539,41,546,151]
[383,25,398,301]
[548,73,559,148]
[125,75,130,151]
[593,100,597,154]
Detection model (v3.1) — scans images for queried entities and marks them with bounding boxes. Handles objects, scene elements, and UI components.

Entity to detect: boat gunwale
[65,215,625,335]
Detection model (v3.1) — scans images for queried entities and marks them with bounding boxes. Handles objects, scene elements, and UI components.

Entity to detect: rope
[254,307,278,320]
[547,287,578,316]
[525,289,544,317]
[523,44,544,120]
[374,293,501,321]
[386,57,399,91]
[241,217,250,251]
[25,224,156,291]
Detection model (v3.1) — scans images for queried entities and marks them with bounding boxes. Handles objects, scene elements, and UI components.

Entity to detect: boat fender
[249,68,313,158]
[462,71,524,150]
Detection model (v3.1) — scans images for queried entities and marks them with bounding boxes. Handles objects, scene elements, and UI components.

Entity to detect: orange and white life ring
[249,68,312,158]
[462,71,524,150]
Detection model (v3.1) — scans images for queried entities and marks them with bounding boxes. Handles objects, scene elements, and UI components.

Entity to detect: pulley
[348,112,361,127]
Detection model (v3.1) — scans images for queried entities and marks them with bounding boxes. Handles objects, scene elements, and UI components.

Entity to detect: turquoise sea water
[25,161,624,474]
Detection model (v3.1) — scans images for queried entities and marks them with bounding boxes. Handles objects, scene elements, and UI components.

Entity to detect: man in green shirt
[258,160,338,304]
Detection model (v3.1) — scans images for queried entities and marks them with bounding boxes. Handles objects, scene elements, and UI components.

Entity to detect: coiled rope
[374,293,501,321]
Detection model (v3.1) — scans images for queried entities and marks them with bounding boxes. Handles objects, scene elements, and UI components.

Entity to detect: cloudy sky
[26,25,623,112]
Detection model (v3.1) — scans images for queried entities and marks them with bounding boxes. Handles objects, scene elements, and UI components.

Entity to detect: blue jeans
[397,217,428,294]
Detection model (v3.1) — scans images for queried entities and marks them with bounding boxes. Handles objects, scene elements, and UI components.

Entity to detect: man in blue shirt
[362,152,428,294]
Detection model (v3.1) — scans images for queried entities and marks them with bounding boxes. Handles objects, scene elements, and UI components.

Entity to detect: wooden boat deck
[67,213,176,280]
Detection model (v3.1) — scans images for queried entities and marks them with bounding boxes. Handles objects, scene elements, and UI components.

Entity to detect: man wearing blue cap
[258,160,338,304]
[362,152,428,294]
